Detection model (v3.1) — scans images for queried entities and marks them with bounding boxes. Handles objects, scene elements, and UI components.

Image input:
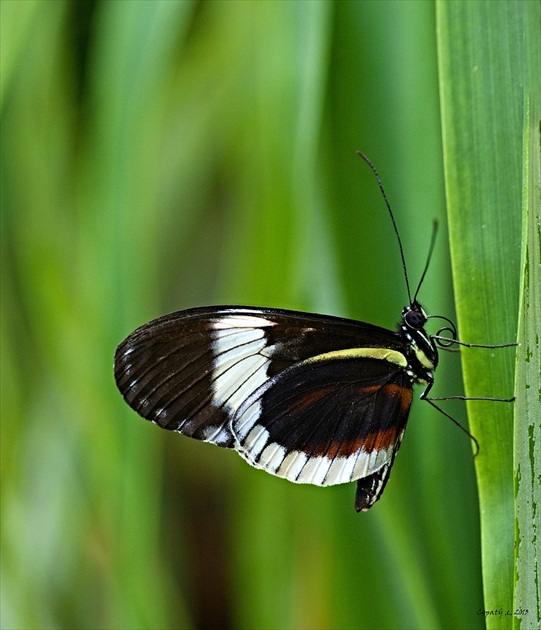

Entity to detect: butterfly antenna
[413,219,438,303]
[357,151,412,304]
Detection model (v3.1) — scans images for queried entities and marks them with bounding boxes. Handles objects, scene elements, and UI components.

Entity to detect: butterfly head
[402,301,428,331]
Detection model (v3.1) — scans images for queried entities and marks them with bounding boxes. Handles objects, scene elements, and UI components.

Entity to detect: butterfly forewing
[115,309,275,446]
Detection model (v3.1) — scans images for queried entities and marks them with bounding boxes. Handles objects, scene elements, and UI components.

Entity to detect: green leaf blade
[437,1,540,626]
[513,107,541,630]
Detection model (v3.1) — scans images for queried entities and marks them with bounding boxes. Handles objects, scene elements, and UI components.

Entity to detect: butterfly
[113,153,514,511]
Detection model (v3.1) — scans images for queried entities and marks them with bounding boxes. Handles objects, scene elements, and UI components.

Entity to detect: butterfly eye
[404,309,425,329]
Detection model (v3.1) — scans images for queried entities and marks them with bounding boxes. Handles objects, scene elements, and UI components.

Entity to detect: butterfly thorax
[398,302,438,386]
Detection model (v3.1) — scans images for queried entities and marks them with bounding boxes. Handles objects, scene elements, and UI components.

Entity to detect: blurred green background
[1,1,484,629]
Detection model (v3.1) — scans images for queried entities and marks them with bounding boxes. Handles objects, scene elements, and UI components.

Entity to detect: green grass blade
[437,1,539,626]
[514,106,541,630]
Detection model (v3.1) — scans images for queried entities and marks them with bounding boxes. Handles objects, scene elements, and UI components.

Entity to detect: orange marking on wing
[294,387,335,411]
[363,383,412,451]
[319,382,412,457]
[383,382,413,415]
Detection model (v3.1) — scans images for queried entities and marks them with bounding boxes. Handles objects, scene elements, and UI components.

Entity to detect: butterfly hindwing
[354,451,401,511]
[232,353,412,492]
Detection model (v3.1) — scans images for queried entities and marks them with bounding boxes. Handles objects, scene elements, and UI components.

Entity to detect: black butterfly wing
[115,307,276,447]
[231,352,413,510]
[114,306,405,451]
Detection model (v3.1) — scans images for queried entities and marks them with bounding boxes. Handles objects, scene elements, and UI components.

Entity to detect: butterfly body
[114,302,438,511]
